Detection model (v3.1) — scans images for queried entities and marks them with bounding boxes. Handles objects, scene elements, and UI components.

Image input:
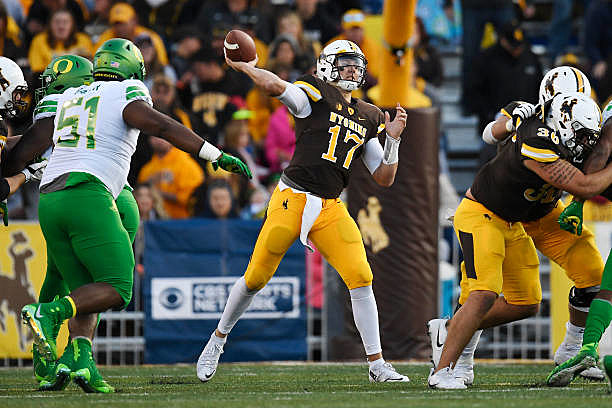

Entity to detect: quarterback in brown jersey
[196,39,409,383]
[429,66,608,385]
[428,91,612,389]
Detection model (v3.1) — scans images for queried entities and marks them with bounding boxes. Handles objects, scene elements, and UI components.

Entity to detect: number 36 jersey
[284,74,386,198]
[34,79,152,199]
[470,115,571,223]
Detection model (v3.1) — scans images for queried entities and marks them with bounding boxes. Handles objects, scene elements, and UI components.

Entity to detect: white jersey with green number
[34,79,152,198]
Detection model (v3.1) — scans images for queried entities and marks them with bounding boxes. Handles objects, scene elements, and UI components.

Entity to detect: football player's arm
[123,101,252,178]
[2,118,54,177]
[582,119,612,174]
[224,55,287,97]
[365,105,407,187]
[483,116,514,144]
[524,158,612,199]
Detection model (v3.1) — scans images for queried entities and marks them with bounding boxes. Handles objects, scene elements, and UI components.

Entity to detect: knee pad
[244,266,271,291]
[569,285,600,312]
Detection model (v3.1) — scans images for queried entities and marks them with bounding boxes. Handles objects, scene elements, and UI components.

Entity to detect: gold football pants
[243,186,373,291]
[523,202,603,289]
[455,199,542,306]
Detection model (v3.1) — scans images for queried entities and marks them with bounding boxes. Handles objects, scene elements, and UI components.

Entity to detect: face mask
[145,0,169,7]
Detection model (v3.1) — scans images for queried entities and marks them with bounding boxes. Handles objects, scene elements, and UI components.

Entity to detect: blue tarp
[143,219,307,364]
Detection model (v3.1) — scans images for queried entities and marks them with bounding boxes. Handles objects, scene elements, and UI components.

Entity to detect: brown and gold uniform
[456,110,602,306]
[243,74,386,291]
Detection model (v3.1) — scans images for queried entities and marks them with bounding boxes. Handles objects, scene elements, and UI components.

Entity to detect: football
[224,29,257,63]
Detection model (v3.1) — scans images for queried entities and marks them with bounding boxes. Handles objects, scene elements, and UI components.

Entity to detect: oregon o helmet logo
[159,287,184,309]
[53,58,74,74]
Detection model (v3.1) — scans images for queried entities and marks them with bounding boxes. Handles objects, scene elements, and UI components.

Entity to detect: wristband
[382,133,400,165]
[482,121,499,145]
[198,142,222,162]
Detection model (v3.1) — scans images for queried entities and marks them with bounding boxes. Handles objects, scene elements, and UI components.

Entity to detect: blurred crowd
[4,0,612,225]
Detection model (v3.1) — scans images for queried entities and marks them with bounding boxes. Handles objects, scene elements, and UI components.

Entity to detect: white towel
[278,180,322,252]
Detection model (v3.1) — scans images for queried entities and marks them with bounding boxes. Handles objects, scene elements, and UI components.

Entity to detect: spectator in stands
[585,0,612,101]
[413,16,444,104]
[0,3,28,70]
[267,34,302,82]
[235,10,269,68]
[26,0,87,42]
[276,10,318,73]
[468,21,542,165]
[265,104,295,173]
[131,0,201,40]
[196,0,271,44]
[460,0,515,116]
[137,135,204,219]
[197,179,239,219]
[134,33,176,91]
[223,110,259,182]
[134,182,167,221]
[328,9,383,82]
[96,2,169,65]
[28,8,93,74]
[177,46,250,145]
[245,59,285,146]
[170,26,203,80]
[240,185,269,220]
[83,0,113,45]
[294,0,340,45]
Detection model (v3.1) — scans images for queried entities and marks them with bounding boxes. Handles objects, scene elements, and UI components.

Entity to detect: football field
[0,362,609,407]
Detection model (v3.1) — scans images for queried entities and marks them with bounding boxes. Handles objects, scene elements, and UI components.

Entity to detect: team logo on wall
[0,232,37,352]
[151,277,301,319]
[357,196,390,254]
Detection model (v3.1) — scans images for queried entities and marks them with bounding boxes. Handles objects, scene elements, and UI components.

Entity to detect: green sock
[583,299,612,345]
[73,337,92,361]
[46,296,76,321]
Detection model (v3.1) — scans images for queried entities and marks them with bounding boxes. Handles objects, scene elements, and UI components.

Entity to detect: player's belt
[280,173,307,192]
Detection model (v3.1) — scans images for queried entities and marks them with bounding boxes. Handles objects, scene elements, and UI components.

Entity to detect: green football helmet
[93,38,146,81]
[35,55,93,103]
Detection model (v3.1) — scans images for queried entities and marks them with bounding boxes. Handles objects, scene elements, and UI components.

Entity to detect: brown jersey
[471,115,572,222]
[283,74,385,198]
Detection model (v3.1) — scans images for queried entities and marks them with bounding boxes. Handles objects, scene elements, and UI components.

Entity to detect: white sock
[368,357,385,368]
[563,321,584,345]
[350,285,382,356]
[458,329,482,365]
[210,331,226,344]
[216,277,259,335]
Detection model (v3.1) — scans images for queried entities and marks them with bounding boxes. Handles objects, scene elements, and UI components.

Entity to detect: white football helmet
[316,40,367,92]
[547,92,601,162]
[539,66,591,105]
[0,56,27,119]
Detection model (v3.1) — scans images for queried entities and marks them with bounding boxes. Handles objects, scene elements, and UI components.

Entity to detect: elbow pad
[277,83,312,118]
[482,121,500,145]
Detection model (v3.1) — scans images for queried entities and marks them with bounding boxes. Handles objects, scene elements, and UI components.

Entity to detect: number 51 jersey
[34,79,152,199]
[284,74,386,198]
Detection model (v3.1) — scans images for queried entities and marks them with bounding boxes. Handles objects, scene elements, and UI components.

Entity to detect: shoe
[33,347,56,384]
[39,339,75,391]
[428,366,467,390]
[547,343,598,387]
[453,362,474,386]
[554,341,604,380]
[368,361,409,383]
[427,318,448,369]
[603,355,612,392]
[197,332,225,382]
[21,303,64,362]
[70,338,114,393]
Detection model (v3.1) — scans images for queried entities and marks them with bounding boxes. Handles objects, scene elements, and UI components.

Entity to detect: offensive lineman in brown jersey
[196,40,410,383]
[428,91,612,389]
[429,67,608,385]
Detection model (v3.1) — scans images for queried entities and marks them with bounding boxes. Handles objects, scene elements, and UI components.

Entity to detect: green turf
[0,363,609,407]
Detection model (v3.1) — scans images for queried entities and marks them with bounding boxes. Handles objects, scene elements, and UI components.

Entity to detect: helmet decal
[560,98,578,122]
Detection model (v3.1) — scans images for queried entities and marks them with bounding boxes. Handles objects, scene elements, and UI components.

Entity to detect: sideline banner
[144,219,307,364]
[0,223,69,358]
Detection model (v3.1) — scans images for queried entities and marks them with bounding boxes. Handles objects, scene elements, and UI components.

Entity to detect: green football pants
[38,179,137,308]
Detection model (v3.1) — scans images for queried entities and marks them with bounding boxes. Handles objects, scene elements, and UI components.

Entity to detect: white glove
[511,102,537,129]
[21,159,47,183]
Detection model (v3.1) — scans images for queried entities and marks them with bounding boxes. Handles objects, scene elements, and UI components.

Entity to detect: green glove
[212,153,253,179]
[558,200,584,235]
[0,199,8,226]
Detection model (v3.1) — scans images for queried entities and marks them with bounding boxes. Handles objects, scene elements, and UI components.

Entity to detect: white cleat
[453,362,474,386]
[368,362,410,383]
[197,333,225,382]
[554,342,604,380]
[427,318,448,369]
[428,367,467,390]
